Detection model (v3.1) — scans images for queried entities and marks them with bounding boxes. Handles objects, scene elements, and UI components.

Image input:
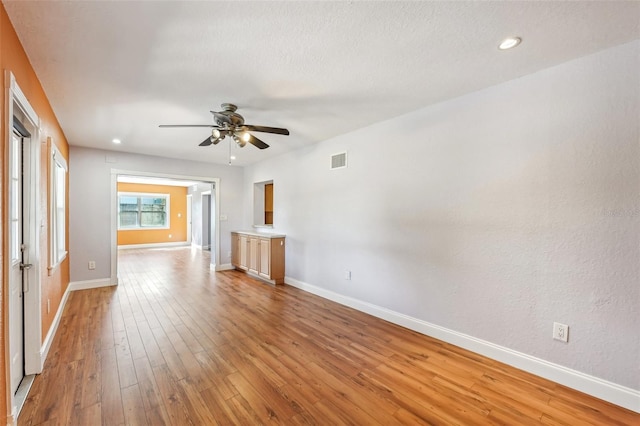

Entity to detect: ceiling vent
[330,152,347,170]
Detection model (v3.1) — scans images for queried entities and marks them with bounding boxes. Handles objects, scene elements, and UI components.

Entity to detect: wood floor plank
[122,384,149,426]
[76,402,102,426]
[18,247,640,425]
[132,356,166,415]
[151,363,195,426]
[100,347,126,425]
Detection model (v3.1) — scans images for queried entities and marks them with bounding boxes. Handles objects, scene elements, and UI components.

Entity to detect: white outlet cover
[553,322,569,343]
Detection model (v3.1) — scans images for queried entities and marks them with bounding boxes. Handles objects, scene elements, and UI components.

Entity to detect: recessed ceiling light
[112,138,122,144]
[230,155,236,160]
[498,37,521,50]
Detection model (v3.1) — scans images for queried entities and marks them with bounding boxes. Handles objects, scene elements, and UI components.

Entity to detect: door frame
[110,169,221,283]
[4,72,42,422]
[186,194,192,245]
[201,190,211,249]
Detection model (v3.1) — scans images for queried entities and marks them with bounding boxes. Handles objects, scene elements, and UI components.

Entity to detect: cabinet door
[239,234,248,270]
[231,233,239,267]
[249,237,259,274]
[258,238,271,278]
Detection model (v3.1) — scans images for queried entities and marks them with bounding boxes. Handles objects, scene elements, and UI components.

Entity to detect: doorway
[110,171,221,284]
[6,72,43,421]
[9,129,25,395]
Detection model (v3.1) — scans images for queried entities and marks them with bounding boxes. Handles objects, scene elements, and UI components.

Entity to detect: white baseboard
[118,241,189,249]
[68,278,115,291]
[190,243,211,250]
[7,410,16,426]
[41,285,71,366]
[216,263,235,271]
[284,276,640,414]
[39,278,113,389]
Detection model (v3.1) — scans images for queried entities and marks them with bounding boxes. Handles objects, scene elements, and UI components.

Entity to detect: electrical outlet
[344,270,351,280]
[88,260,96,270]
[553,322,569,342]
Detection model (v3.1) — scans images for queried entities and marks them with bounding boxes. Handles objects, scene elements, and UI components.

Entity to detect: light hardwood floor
[19,247,639,425]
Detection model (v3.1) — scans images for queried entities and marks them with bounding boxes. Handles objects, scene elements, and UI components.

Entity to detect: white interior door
[202,193,211,249]
[9,131,25,394]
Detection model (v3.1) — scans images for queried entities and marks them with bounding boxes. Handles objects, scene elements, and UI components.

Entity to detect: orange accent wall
[117,183,188,245]
[0,4,70,421]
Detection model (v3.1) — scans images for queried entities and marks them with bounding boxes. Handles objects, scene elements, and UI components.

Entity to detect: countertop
[232,230,286,239]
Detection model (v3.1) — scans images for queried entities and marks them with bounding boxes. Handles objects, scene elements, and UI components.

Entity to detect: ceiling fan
[159,103,289,150]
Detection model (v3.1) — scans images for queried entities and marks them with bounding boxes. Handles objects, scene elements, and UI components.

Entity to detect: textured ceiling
[4,1,639,166]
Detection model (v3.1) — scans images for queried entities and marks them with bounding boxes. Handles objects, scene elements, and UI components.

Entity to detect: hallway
[18,247,639,425]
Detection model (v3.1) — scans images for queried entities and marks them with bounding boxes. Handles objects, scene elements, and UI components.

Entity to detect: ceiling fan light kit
[159,103,289,151]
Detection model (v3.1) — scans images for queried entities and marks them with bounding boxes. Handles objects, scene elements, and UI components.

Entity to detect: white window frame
[49,140,67,271]
[117,192,171,230]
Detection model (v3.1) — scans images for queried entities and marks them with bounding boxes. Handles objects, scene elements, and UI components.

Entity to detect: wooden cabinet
[231,232,285,285]
[231,233,240,268]
[249,237,259,274]
[259,239,270,278]
[238,233,248,270]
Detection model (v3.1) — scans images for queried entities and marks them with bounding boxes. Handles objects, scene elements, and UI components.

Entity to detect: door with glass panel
[9,130,25,394]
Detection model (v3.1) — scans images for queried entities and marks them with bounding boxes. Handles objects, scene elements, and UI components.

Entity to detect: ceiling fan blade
[159,124,216,128]
[199,137,213,146]
[247,134,270,149]
[243,125,289,135]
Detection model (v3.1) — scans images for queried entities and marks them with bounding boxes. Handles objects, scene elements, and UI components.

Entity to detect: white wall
[69,147,244,282]
[188,182,214,247]
[243,40,640,393]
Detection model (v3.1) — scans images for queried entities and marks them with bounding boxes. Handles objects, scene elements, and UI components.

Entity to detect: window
[50,141,67,268]
[253,180,274,227]
[118,193,170,229]
[10,132,21,263]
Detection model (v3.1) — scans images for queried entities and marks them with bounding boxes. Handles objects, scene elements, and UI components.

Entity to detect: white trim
[13,374,35,421]
[40,285,71,367]
[191,243,212,250]
[110,169,222,278]
[68,278,114,291]
[41,279,112,369]
[4,72,43,419]
[284,276,640,414]
[186,194,193,245]
[118,241,190,250]
[49,140,67,269]
[9,75,38,124]
[110,172,118,284]
[7,408,16,426]
[217,263,234,271]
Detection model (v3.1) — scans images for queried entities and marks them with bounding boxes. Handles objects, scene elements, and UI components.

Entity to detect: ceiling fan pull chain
[228,137,232,165]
